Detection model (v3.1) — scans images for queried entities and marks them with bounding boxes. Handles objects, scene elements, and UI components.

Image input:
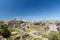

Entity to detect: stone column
[20,32,22,40]
[0,36,2,40]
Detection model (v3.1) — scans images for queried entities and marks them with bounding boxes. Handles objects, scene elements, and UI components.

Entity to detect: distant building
[0,20,4,25]
[9,20,23,27]
[26,22,34,27]
[8,18,24,28]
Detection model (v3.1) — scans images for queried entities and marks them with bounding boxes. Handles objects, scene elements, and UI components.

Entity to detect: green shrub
[1,25,11,38]
[48,32,59,40]
[42,34,48,38]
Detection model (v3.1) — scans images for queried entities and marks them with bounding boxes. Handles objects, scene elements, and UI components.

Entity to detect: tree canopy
[1,25,11,38]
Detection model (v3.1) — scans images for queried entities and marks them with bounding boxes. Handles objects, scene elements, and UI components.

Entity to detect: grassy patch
[6,37,12,40]
[33,38,42,40]
[8,28,15,32]
[26,28,31,32]
[42,34,48,38]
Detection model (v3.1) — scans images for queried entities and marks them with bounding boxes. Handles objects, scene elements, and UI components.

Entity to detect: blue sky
[0,0,60,21]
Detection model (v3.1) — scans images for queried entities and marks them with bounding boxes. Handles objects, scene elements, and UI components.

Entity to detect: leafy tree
[1,25,11,38]
[34,23,40,25]
[27,26,29,28]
